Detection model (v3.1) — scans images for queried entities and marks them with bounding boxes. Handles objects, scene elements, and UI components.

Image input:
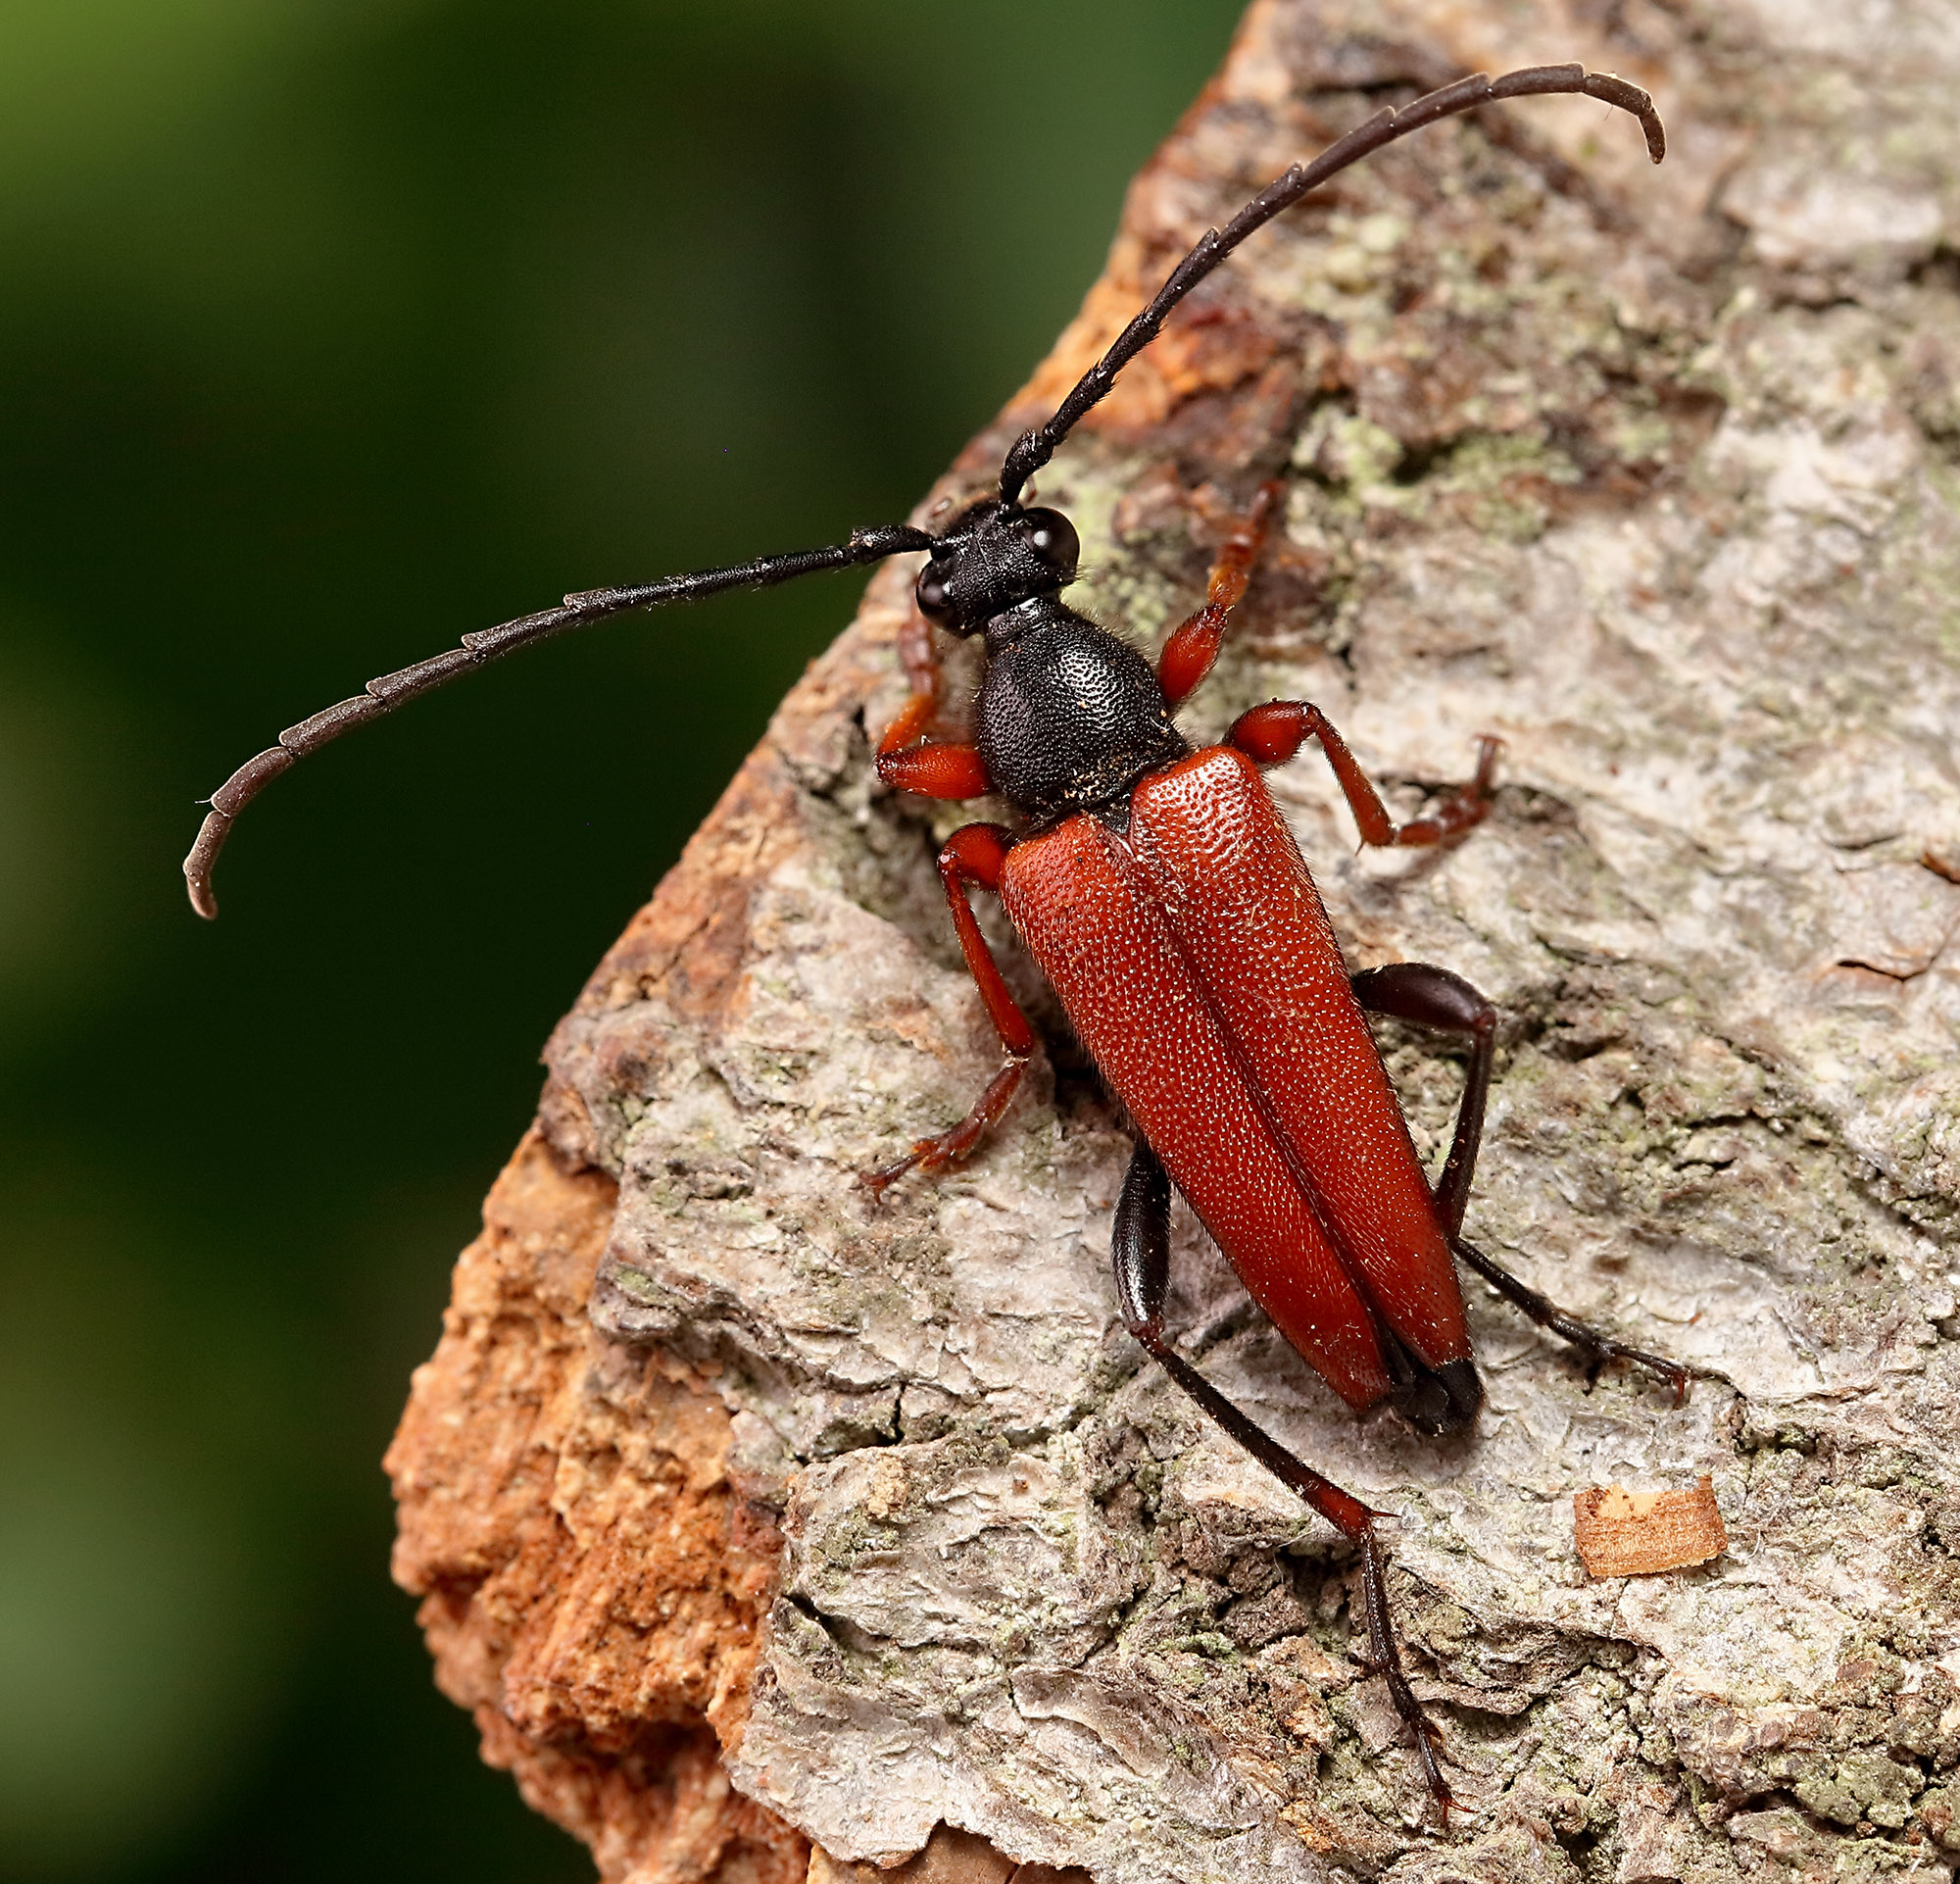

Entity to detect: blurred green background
[0,2,1245,1879]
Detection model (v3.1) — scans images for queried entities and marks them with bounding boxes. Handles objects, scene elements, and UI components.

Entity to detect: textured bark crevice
[389,2,1960,1879]
[386,1130,808,1884]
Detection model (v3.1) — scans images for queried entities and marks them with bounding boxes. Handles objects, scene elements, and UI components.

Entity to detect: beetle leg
[1112,1139,1454,1820]
[1156,480,1284,709]
[1349,963,1496,1239]
[863,823,1036,1196]
[876,740,992,800]
[875,603,995,800]
[1450,1236,1690,1405]
[877,599,946,752]
[1347,965,1690,1402]
[1230,703,1499,848]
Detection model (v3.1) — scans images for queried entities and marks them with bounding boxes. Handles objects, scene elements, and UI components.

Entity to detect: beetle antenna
[182,523,936,917]
[998,63,1663,505]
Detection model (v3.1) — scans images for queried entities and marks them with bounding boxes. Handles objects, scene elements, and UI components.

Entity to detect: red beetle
[864,471,1686,1812]
[184,63,1682,1815]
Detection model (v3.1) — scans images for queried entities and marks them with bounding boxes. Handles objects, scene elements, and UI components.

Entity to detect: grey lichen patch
[1295,408,1589,546]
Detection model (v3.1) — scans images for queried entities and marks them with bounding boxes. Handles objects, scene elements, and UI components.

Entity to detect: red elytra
[1002,744,1470,1411]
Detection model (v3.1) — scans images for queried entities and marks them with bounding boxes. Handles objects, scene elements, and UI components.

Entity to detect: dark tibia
[1451,1236,1690,1404]
[1343,962,1688,1403]
[1111,1139,1452,1817]
[1348,962,1496,1238]
[1111,1138,1173,1336]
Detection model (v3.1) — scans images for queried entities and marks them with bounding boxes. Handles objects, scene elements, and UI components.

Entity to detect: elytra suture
[186,62,1689,1821]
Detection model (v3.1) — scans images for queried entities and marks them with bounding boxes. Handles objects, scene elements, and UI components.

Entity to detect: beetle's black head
[915,500,1080,633]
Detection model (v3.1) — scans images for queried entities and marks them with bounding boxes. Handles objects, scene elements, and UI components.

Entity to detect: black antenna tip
[1584,70,1665,163]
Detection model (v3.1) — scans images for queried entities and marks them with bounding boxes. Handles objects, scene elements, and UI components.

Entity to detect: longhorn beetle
[186,65,1687,1818]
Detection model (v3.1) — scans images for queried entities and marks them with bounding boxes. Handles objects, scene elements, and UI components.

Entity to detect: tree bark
[387,2,1960,1879]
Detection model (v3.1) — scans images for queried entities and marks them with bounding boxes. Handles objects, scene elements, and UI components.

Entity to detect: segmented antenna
[183,524,933,917]
[187,62,1662,918]
[998,63,1663,505]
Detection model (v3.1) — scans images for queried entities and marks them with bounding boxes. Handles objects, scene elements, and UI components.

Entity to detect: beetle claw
[858,1150,923,1203]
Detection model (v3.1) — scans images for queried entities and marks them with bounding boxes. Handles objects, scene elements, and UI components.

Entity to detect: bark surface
[388,3,1960,1880]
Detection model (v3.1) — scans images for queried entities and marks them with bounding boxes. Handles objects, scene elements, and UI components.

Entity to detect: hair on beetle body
[186,62,1689,1823]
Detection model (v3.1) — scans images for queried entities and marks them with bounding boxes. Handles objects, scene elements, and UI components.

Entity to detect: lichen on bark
[389,3,1960,1880]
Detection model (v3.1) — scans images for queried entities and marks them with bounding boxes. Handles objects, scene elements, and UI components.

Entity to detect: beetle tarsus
[859,1154,915,1202]
[1359,1529,1455,1822]
[861,1055,1031,1200]
[1228,703,1499,850]
[1452,1236,1691,1402]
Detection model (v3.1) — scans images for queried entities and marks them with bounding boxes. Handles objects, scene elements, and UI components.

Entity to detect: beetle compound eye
[1023,509,1079,581]
[915,563,956,624]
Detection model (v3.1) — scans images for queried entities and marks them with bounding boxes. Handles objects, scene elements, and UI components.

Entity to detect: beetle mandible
[184,63,1686,1818]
